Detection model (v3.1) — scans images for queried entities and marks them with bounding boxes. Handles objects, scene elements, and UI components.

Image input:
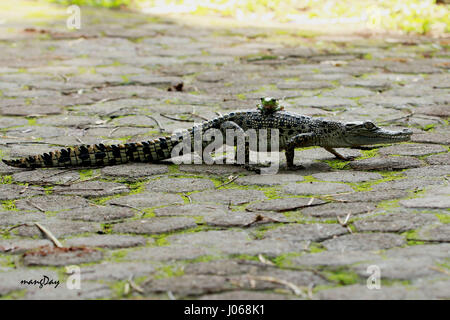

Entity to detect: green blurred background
[43,0,449,35]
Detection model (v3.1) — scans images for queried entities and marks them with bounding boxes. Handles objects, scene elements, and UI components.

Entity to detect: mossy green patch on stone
[1,200,17,211]
[154,264,184,279]
[435,214,450,224]
[324,269,360,285]
[0,175,12,184]
[323,159,349,170]
[272,252,302,268]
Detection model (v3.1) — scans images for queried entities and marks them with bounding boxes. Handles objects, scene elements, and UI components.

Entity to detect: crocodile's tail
[2,137,176,168]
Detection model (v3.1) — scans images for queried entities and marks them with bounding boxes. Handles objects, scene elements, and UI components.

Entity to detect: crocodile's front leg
[285,132,317,170]
[323,147,355,161]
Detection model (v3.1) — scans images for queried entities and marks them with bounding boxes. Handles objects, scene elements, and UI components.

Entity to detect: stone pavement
[0,2,449,300]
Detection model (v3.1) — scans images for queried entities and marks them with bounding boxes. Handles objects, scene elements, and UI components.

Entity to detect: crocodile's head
[342,120,413,147]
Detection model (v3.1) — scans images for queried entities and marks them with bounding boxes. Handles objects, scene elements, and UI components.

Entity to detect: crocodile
[2,98,413,169]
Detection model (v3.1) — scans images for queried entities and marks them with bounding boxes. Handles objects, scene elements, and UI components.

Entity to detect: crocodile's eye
[364,121,375,129]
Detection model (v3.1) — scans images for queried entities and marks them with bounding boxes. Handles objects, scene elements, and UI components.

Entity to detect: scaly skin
[2,99,413,169]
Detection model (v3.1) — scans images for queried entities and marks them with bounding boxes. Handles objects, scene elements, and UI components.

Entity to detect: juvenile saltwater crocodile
[2,98,413,169]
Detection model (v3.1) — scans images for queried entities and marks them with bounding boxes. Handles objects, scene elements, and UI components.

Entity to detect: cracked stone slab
[15,218,101,238]
[411,132,450,145]
[371,178,443,191]
[15,195,90,211]
[126,245,211,261]
[205,211,287,227]
[168,230,298,257]
[100,163,169,180]
[340,78,391,90]
[178,164,248,175]
[312,171,382,183]
[60,205,136,222]
[65,234,148,249]
[245,197,325,212]
[11,169,80,185]
[154,203,229,216]
[190,189,267,205]
[318,284,426,300]
[301,202,376,218]
[25,282,112,300]
[0,105,63,116]
[322,233,406,251]
[403,165,450,178]
[199,291,292,300]
[143,275,234,297]
[379,143,447,156]
[106,192,184,208]
[277,81,333,90]
[0,184,45,200]
[348,156,422,171]
[112,217,197,235]
[263,223,348,242]
[333,190,408,202]
[400,196,450,209]
[352,256,445,281]
[146,177,215,193]
[322,87,375,98]
[287,97,357,110]
[0,211,46,227]
[425,153,450,165]
[353,212,438,232]
[283,182,353,196]
[235,174,304,186]
[80,262,157,281]
[291,250,380,268]
[0,239,52,254]
[52,181,130,198]
[23,246,104,266]
[185,260,328,288]
[0,268,60,296]
[412,224,450,242]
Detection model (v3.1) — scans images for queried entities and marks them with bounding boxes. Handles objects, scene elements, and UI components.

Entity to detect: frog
[257,97,285,114]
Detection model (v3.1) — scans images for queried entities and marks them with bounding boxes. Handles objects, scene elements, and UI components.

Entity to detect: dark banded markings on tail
[141,141,152,161]
[118,144,128,164]
[43,153,53,166]
[125,143,137,162]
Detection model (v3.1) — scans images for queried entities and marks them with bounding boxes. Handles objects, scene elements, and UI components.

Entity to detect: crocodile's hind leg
[218,121,274,173]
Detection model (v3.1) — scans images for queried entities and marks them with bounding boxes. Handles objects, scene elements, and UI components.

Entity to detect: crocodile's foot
[286,164,305,171]
[239,162,274,174]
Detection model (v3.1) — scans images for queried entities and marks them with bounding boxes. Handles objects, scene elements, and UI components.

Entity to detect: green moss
[27,118,37,126]
[324,269,360,285]
[78,169,94,180]
[323,159,349,170]
[236,93,246,100]
[0,175,12,184]
[1,200,17,211]
[121,75,129,83]
[402,229,425,245]
[154,265,184,279]
[0,289,26,300]
[436,214,450,224]
[110,249,129,262]
[376,199,400,211]
[272,252,302,268]
[152,235,169,247]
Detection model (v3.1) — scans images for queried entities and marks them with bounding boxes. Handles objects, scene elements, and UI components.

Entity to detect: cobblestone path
[0,2,448,299]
